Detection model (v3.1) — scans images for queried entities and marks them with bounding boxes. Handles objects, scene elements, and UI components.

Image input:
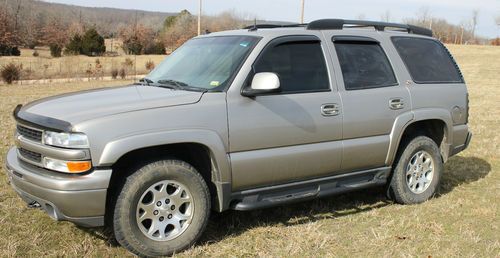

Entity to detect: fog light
[43,157,91,173]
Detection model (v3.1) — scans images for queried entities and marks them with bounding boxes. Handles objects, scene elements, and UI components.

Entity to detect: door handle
[389,98,404,110]
[321,104,340,116]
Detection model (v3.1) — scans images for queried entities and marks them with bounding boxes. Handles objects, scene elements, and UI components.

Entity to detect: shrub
[64,28,106,56]
[123,58,134,68]
[119,68,126,79]
[145,60,155,71]
[49,44,62,57]
[32,50,39,57]
[1,63,21,84]
[95,59,103,77]
[122,40,142,55]
[23,68,34,80]
[111,68,118,79]
[81,28,106,56]
[144,41,166,55]
[0,45,8,56]
[85,64,94,77]
[0,45,21,56]
[10,47,20,56]
[64,34,82,55]
[119,23,156,54]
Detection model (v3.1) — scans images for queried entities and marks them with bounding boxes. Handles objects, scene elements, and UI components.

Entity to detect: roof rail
[243,23,306,31]
[306,19,433,37]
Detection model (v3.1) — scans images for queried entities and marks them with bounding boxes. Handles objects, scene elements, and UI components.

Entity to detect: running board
[230,167,391,211]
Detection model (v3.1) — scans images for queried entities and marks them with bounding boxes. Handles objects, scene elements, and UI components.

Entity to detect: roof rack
[306,19,433,37]
[243,23,306,31]
[242,19,433,37]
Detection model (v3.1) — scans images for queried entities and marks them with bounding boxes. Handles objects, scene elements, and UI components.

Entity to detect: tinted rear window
[334,42,397,90]
[391,37,463,84]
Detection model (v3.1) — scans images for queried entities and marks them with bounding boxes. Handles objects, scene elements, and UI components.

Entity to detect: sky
[45,0,500,38]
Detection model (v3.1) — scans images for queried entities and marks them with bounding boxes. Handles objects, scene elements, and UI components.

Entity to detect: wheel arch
[100,130,231,225]
[386,109,453,165]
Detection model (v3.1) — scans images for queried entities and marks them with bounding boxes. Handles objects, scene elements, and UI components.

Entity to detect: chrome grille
[19,148,42,163]
[17,125,43,142]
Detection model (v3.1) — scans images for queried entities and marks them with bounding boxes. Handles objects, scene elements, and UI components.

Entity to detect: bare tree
[23,15,42,48]
[380,10,391,22]
[0,9,20,48]
[41,17,69,48]
[13,0,22,31]
[492,16,500,45]
[471,10,479,40]
[495,15,500,33]
[203,11,245,32]
[356,13,366,20]
[161,10,246,50]
[416,6,432,28]
[119,23,156,54]
[67,21,85,37]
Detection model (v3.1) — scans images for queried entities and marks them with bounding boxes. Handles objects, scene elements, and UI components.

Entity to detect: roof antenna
[249,17,258,31]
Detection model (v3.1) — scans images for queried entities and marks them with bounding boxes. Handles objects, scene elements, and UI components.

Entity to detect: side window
[334,41,397,90]
[391,37,463,84]
[253,40,330,93]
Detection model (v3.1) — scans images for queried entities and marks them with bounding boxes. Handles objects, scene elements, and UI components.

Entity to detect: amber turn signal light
[66,161,92,173]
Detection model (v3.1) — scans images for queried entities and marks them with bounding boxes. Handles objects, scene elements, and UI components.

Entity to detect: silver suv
[5,19,472,256]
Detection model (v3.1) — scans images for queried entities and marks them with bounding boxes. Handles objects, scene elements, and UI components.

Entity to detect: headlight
[43,131,89,148]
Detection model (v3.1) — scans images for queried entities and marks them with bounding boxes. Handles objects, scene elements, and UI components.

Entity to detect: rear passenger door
[325,34,412,171]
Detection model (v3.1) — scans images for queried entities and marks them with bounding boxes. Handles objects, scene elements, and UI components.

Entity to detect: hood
[21,85,203,125]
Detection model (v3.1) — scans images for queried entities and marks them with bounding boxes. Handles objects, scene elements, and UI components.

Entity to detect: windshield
[146,36,260,91]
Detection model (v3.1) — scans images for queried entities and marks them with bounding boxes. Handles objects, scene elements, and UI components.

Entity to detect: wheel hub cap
[406,150,434,194]
[136,180,194,241]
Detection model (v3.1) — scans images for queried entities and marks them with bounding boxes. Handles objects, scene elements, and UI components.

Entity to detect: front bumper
[4,147,112,227]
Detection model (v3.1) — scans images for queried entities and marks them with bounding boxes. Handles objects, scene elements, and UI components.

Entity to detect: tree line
[1,1,499,58]
[1,7,244,57]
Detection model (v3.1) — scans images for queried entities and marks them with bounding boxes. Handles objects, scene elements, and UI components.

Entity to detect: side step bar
[230,167,391,211]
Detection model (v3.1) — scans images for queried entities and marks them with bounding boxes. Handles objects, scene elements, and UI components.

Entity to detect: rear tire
[113,159,210,257]
[388,136,443,204]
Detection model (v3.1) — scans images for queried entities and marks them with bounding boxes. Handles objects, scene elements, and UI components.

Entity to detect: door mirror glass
[241,72,280,97]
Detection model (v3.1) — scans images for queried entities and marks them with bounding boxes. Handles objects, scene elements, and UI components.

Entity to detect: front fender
[98,129,231,183]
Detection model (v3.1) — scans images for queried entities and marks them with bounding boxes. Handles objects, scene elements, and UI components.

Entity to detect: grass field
[0,45,498,257]
[0,41,165,82]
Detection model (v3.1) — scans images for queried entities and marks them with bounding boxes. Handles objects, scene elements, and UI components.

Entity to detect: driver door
[226,35,343,191]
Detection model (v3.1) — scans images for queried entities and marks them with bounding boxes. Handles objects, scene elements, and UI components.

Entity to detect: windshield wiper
[157,79,208,92]
[157,79,189,87]
[136,77,154,86]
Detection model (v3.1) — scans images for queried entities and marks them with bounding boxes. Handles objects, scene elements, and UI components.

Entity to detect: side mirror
[241,72,280,97]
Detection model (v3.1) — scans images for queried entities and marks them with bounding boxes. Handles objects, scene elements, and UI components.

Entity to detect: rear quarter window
[391,37,464,84]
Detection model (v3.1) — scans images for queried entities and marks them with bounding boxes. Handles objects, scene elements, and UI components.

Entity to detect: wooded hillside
[3,0,177,37]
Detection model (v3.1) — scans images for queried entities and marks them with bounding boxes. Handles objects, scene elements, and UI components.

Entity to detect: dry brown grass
[0,45,499,257]
[0,46,165,81]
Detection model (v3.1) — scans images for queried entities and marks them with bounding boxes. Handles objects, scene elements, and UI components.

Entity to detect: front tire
[113,159,210,257]
[389,136,443,204]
